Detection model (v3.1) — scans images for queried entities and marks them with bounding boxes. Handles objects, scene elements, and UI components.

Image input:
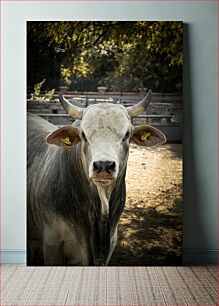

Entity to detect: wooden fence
[27,92,183,142]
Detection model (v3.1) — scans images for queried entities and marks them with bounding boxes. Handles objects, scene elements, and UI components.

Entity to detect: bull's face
[46,91,166,188]
[80,104,131,186]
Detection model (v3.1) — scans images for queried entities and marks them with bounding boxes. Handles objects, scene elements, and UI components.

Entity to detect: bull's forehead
[81,104,131,137]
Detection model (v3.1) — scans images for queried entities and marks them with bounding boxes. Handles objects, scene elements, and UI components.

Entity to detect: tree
[27,21,183,93]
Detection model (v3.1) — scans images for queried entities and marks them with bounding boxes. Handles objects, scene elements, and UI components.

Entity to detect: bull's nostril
[104,161,116,174]
[93,161,102,173]
[93,162,98,171]
[107,161,116,173]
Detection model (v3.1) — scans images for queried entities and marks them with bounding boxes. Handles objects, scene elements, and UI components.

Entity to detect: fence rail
[28,92,182,104]
[27,92,183,142]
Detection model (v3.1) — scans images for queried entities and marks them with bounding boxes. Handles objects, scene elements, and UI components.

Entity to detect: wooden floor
[1,265,218,305]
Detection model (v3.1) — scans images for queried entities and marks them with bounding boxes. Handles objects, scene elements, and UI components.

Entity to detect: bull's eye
[122,131,130,142]
[81,131,87,142]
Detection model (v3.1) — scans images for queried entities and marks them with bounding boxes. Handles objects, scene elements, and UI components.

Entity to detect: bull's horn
[59,93,84,119]
[127,89,153,117]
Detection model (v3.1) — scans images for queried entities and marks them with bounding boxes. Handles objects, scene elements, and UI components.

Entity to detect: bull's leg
[43,242,64,265]
[106,226,118,265]
[43,223,64,266]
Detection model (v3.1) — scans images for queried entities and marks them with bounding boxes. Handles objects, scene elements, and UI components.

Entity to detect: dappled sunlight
[109,144,183,266]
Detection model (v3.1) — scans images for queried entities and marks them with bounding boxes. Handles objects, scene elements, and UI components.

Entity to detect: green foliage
[27,21,183,93]
[30,79,55,101]
[44,89,55,101]
[33,79,46,97]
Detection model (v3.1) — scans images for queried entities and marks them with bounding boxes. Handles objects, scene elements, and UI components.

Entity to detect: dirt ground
[109,143,183,266]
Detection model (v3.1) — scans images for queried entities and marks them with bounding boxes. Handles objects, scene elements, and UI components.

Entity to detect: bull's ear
[131,124,166,147]
[46,126,80,148]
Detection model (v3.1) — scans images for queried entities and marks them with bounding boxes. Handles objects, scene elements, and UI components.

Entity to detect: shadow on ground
[109,183,183,266]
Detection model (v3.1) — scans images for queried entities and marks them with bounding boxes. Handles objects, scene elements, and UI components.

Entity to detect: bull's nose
[93,161,116,174]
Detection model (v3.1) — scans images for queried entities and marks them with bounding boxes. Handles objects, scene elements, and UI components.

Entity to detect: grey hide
[27,114,126,266]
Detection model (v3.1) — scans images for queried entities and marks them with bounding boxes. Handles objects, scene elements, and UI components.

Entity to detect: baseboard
[1,249,218,264]
[183,250,218,264]
[0,250,26,264]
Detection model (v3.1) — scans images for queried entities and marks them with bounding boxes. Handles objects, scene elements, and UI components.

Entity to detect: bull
[27,90,166,265]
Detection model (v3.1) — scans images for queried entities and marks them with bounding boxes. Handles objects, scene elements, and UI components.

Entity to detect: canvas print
[27,21,183,266]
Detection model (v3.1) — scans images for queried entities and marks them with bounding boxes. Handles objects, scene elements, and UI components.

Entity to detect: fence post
[85,96,89,107]
[97,87,107,95]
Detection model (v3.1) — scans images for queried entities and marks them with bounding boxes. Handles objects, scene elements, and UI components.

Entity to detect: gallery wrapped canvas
[27,21,183,266]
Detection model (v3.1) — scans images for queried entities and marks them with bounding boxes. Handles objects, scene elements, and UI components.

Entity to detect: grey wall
[1,1,218,263]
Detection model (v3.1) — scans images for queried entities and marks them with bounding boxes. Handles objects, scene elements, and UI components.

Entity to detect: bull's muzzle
[93,160,116,174]
[91,160,117,185]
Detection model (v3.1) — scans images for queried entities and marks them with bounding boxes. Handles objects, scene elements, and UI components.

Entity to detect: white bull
[27,90,166,265]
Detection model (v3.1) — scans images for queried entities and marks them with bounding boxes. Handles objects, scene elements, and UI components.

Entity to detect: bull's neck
[96,185,113,223]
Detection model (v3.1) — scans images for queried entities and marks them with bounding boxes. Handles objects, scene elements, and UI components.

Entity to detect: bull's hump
[27,112,57,133]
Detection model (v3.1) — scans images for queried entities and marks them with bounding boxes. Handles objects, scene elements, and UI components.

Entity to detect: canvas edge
[0,249,217,265]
